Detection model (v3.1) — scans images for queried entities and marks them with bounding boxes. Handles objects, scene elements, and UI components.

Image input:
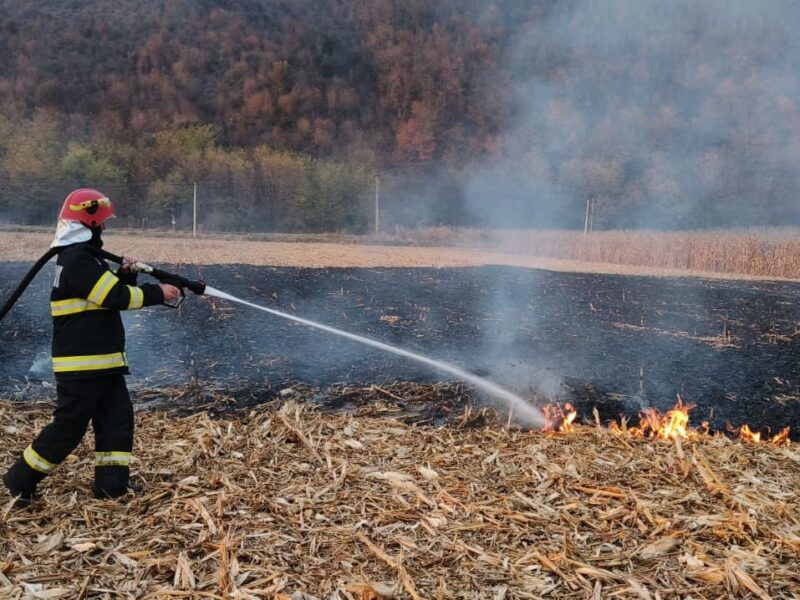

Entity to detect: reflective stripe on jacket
[51,243,163,380]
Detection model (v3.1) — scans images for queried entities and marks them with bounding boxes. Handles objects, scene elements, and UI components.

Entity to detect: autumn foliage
[0,1,798,231]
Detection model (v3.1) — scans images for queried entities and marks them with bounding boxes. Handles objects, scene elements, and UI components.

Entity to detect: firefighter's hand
[120,257,137,273]
[160,284,181,303]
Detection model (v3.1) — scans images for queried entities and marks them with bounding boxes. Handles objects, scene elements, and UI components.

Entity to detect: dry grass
[2,395,800,599]
[1,229,799,282]
[391,227,800,280]
[494,229,800,280]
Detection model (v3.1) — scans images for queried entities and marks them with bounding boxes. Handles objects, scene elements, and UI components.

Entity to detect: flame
[659,400,691,440]
[543,403,578,433]
[739,424,791,447]
[771,426,791,447]
[540,397,791,447]
[626,397,693,441]
[739,424,762,443]
[561,403,577,433]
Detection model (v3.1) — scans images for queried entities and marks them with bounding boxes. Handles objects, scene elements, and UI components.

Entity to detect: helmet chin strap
[88,226,104,248]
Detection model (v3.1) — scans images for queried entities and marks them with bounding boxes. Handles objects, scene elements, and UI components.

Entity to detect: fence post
[193,182,197,238]
[375,175,380,233]
[583,198,590,240]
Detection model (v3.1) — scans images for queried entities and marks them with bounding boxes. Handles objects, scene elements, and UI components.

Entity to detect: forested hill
[1,1,800,231]
[0,0,531,165]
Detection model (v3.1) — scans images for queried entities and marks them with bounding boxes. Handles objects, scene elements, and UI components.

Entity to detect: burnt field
[1,262,799,436]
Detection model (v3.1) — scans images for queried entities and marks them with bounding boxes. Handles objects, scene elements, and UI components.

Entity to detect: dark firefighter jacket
[50,243,164,381]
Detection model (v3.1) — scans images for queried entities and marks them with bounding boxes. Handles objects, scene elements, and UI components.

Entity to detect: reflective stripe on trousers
[23,445,57,474]
[95,451,132,467]
[52,352,127,373]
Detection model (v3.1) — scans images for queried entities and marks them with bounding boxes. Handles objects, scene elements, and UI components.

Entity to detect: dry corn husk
[1,394,799,598]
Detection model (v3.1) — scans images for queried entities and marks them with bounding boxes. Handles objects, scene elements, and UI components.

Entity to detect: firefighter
[2,189,180,508]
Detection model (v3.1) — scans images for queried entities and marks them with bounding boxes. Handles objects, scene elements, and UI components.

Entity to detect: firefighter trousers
[4,374,134,498]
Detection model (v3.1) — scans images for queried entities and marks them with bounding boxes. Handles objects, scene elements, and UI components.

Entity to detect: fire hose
[0,246,205,322]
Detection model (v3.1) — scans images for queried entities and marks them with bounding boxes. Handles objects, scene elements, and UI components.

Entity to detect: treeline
[0,0,521,167]
[0,113,374,231]
[1,0,799,230]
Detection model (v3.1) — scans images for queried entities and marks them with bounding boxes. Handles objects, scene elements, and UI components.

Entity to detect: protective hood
[50,219,92,248]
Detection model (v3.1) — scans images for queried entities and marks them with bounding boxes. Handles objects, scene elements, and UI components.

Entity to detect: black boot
[93,481,143,500]
[2,471,36,509]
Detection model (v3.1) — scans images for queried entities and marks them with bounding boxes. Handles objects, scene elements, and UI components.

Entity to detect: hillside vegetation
[1,1,799,231]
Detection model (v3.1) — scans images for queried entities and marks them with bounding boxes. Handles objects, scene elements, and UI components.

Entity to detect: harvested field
[2,396,799,599]
[398,228,800,281]
[2,230,800,598]
[1,230,799,281]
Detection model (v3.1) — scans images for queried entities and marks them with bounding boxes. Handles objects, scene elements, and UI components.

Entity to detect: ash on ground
[1,263,798,436]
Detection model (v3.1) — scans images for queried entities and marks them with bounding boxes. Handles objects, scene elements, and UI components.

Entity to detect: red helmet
[58,188,115,227]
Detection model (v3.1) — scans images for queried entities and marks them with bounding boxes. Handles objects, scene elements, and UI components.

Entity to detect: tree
[146,171,190,229]
[60,143,125,184]
[289,159,372,232]
[395,101,438,164]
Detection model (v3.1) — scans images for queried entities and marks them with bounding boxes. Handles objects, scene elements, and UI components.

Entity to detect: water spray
[203,285,544,427]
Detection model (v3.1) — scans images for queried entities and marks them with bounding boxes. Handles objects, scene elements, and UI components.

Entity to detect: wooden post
[583,198,590,240]
[375,175,380,233]
[192,182,197,238]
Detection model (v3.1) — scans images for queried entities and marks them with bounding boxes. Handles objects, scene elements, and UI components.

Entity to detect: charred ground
[1,263,798,436]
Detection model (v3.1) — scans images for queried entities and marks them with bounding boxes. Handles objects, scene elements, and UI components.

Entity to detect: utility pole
[583,198,590,240]
[374,175,380,233]
[192,182,197,239]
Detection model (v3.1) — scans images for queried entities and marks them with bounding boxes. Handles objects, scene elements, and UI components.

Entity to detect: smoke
[455,0,800,416]
[463,0,800,230]
[464,265,566,403]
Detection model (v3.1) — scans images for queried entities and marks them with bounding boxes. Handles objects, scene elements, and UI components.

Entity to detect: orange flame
[771,426,791,447]
[739,424,762,443]
[626,397,693,441]
[561,403,577,433]
[659,401,691,440]
[739,424,791,447]
[543,403,578,433]
[540,398,791,447]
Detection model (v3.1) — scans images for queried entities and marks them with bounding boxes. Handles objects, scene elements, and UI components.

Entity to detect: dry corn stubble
[1,395,799,599]
[1,229,800,280]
